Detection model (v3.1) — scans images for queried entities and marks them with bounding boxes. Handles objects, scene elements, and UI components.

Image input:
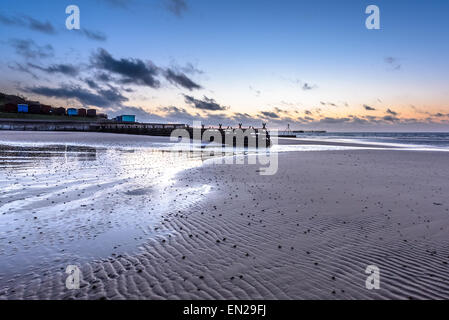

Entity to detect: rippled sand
[1,132,449,299]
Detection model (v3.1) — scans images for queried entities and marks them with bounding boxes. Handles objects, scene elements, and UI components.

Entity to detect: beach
[1,132,449,299]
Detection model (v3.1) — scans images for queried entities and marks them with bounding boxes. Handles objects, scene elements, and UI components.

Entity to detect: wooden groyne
[96,122,271,148]
[0,119,271,148]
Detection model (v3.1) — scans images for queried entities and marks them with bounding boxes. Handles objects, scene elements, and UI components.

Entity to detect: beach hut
[116,115,136,122]
[78,108,87,117]
[54,107,66,115]
[87,109,97,117]
[29,104,41,114]
[67,108,78,116]
[18,104,29,113]
[40,105,51,114]
[4,103,17,113]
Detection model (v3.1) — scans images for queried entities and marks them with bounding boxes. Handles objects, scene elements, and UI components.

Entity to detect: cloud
[304,110,312,115]
[25,84,127,107]
[383,115,400,122]
[319,101,337,107]
[98,0,188,17]
[90,52,201,90]
[99,0,132,8]
[158,105,198,122]
[302,83,316,90]
[164,68,202,90]
[95,72,114,83]
[259,111,280,119]
[184,95,227,111]
[249,86,261,97]
[28,63,80,76]
[433,113,449,118]
[384,56,401,70]
[8,62,39,79]
[165,0,188,17]
[350,117,368,125]
[179,62,203,75]
[0,13,15,25]
[26,16,55,34]
[8,39,54,59]
[91,48,160,88]
[386,108,398,116]
[274,107,290,114]
[0,14,56,34]
[107,105,162,121]
[85,78,100,89]
[364,105,376,111]
[320,117,350,124]
[97,86,129,104]
[2,12,104,41]
[81,29,107,41]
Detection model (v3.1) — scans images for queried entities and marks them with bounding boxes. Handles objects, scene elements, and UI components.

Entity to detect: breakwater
[0,119,271,147]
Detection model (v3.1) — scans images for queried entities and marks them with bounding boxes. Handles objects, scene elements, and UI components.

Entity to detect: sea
[290,132,449,150]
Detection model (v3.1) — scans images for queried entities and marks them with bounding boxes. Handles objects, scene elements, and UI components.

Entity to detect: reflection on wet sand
[0,144,100,168]
[0,143,211,286]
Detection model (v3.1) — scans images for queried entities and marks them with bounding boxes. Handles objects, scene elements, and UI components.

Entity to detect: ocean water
[291,132,449,150]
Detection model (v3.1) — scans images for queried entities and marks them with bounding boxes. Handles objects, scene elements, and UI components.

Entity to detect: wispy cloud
[164,68,202,91]
[165,0,188,17]
[80,29,108,42]
[8,62,40,80]
[302,82,317,90]
[384,56,401,70]
[91,48,161,88]
[28,63,80,76]
[8,39,54,59]
[383,115,400,122]
[184,95,228,111]
[90,48,202,91]
[259,111,280,119]
[25,84,127,107]
[386,108,398,116]
[99,0,131,8]
[0,13,56,34]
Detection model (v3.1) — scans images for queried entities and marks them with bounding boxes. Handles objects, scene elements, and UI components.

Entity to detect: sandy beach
[1,132,449,300]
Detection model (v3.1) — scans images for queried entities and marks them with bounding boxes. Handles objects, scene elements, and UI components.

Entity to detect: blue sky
[1,0,448,130]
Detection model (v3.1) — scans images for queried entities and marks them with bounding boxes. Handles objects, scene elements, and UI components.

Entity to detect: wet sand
[278,137,397,148]
[1,133,449,299]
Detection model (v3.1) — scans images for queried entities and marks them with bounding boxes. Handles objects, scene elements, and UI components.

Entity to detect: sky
[0,0,448,131]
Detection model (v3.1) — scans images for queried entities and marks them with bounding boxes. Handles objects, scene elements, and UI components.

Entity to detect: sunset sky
[1,0,448,131]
